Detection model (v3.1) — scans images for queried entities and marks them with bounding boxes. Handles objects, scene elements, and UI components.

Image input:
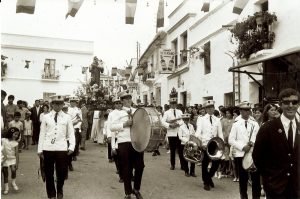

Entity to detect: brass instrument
[206,137,225,160]
[183,135,204,164]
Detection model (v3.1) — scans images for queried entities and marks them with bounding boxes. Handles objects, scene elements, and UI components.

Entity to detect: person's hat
[182,113,191,119]
[169,87,178,103]
[203,100,215,108]
[112,96,121,103]
[118,90,132,99]
[50,95,64,103]
[69,96,79,102]
[238,101,252,110]
[62,104,69,109]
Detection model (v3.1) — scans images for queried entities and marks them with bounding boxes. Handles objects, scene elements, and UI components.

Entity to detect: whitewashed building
[1,33,93,105]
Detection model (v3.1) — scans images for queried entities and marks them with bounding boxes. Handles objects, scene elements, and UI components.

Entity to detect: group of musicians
[105,87,299,199]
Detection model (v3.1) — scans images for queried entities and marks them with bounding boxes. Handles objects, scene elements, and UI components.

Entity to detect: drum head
[131,108,152,152]
[242,152,253,170]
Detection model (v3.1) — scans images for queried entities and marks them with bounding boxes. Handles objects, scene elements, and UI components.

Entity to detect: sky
[1,0,183,71]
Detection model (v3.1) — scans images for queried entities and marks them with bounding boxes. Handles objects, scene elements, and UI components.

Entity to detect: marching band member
[195,100,224,191]
[67,97,82,170]
[178,113,197,177]
[38,95,75,199]
[161,88,184,170]
[253,88,300,199]
[228,101,260,199]
[110,91,144,199]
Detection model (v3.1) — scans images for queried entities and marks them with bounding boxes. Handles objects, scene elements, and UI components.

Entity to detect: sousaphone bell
[206,137,225,160]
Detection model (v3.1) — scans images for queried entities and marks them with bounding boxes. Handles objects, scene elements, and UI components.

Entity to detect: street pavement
[1,141,256,199]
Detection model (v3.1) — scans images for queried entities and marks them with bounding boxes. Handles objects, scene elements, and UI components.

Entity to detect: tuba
[183,135,204,164]
[206,137,225,160]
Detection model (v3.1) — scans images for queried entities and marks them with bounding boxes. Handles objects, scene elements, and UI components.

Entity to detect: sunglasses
[281,100,299,105]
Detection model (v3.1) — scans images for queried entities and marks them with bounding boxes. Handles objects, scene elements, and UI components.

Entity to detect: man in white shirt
[161,88,183,170]
[110,91,144,199]
[253,88,300,199]
[38,95,75,199]
[229,101,260,199]
[195,100,224,191]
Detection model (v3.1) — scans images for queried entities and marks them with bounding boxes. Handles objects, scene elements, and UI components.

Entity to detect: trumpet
[206,137,225,160]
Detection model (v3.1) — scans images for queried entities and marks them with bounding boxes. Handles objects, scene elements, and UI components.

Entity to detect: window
[43,92,56,101]
[180,32,188,65]
[43,59,58,79]
[172,39,178,68]
[203,42,211,74]
[224,92,234,107]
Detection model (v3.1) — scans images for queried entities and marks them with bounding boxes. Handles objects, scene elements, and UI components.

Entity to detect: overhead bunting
[16,0,36,14]
[125,0,137,24]
[157,0,164,28]
[201,1,210,12]
[66,0,84,18]
[233,0,249,14]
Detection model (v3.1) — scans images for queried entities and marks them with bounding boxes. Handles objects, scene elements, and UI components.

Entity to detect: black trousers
[201,151,220,185]
[74,128,81,156]
[168,136,182,167]
[32,123,40,143]
[113,149,122,179]
[265,179,297,199]
[107,141,112,160]
[178,144,195,174]
[236,157,261,199]
[43,151,68,198]
[118,142,144,195]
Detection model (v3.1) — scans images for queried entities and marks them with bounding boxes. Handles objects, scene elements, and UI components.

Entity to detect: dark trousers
[236,157,261,199]
[86,123,92,140]
[74,128,81,156]
[168,136,182,167]
[265,180,297,199]
[43,151,68,198]
[118,142,144,195]
[32,123,40,143]
[108,141,112,160]
[113,149,122,179]
[202,151,220,185]
[178,144,195,174]
[2,165,17,183]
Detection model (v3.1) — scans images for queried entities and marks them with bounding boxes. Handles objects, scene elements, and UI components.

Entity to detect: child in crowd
[8,112,24,152]
[23,111,33,150]
[102,112,113,162]
[1,127,20,195]
[178,113,197,177]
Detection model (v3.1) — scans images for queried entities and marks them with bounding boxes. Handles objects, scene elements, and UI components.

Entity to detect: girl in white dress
[2,127,20,195]
[23,112,33,149]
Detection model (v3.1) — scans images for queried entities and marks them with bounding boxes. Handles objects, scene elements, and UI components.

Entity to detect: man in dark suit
[31,99,42,145]
[253,88,300,199]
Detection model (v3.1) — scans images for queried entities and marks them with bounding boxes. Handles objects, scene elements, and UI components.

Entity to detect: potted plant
[230,11,277,60]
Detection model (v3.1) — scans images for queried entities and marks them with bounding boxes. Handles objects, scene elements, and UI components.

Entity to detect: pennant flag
[157,0,164,28]
[232,0,249,14]
[25,60,30,69]
[16,0,36,14]
[66,0,84,18]
[125,0,137,24]
[201,1,210,12]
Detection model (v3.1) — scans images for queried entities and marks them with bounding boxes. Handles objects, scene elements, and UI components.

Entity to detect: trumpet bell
[183,136,204,164]
[206,137,225,160]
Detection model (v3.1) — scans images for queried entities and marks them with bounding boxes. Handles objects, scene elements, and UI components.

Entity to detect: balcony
[145,72,155,85]
[41,69,60,80]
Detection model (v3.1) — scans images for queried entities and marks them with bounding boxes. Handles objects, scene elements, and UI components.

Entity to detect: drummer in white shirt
[228,101,261,199]
[195,100,224,191]
[110,90,144,199]
[161,88,183,170]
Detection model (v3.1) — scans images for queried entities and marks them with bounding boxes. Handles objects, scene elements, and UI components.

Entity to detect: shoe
[69,164,74,171]
[119,178,124,183]
[166,150,170,154]
[204,184,210,191]
[185,173,190,177]
[170,166,175,170]
[108,159,114,163]
[57,193,63,199]
[124,194,131,199]
[80,147,86,151]
[3,189,9,195]
[133,189,143,199]
[152,152,157,156]
[12,183,19,191]
[190,173,197,177]
[73,156,77,161]
[156,150,160,155]
[233,178,237,182]
[209,178,215,188]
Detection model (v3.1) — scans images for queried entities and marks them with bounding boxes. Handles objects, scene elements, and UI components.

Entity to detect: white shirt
[68,106,82,130]
[108,109,120,150]
[38,110,75,153]
[161,108,183,137]
[110,107,136,147]
[195,114,224,146]
[280,114,296,147]
[228,117,259,157]
[178,123,195,145]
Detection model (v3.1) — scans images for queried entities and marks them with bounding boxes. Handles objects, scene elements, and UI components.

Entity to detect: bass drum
[242,147,257,172]
[131,107,165,152]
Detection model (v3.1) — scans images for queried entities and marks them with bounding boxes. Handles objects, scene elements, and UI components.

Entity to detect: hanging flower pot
[137,67,144,76]
[111,67,117,76]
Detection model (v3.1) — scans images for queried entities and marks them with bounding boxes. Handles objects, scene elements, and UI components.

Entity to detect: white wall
[1,33,93,105]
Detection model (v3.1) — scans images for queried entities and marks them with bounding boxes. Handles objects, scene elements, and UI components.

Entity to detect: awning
[229,46,300,72]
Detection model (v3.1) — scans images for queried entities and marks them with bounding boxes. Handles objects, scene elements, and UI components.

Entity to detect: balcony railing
[41,69,60,80]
